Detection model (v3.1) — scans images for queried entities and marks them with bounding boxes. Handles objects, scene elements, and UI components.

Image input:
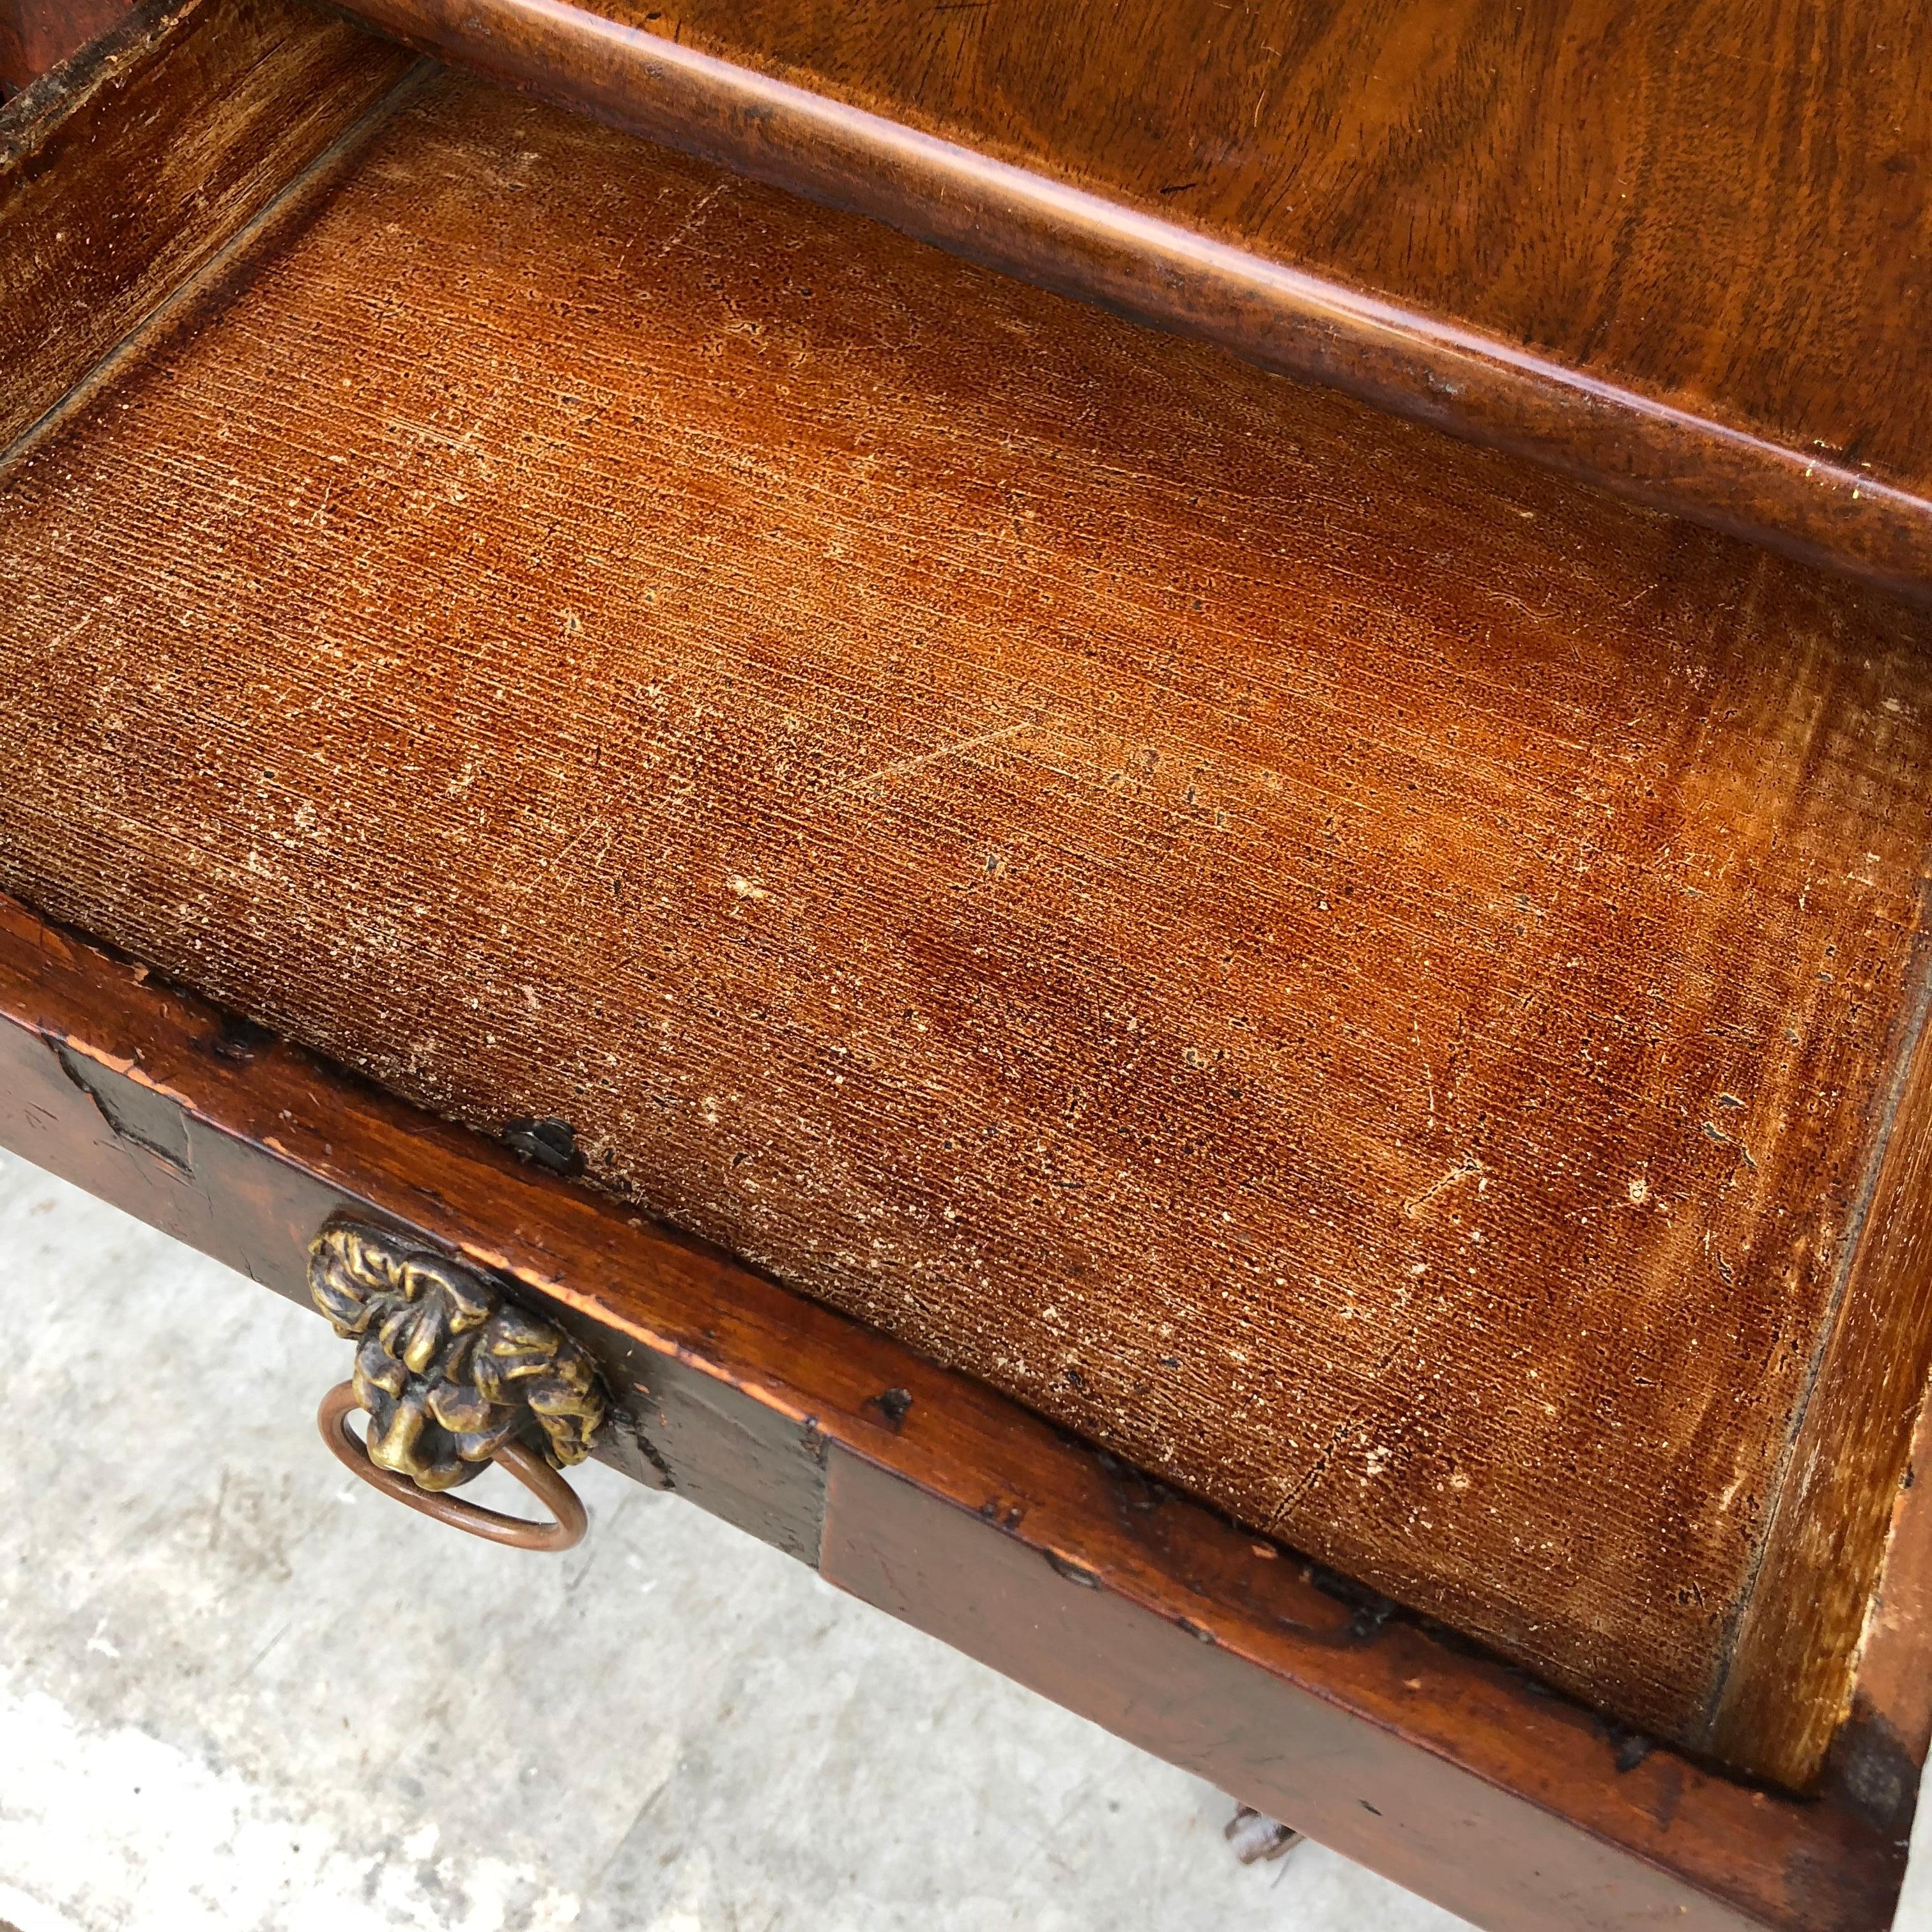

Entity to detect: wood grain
[0,0,131,89]
[5,64,1932,1784]
[0,886,1906,1932]
[334,0,1932,599]
[0,0,416,457]
[1710,947,1932,1780]
[824,1448,1890,1932]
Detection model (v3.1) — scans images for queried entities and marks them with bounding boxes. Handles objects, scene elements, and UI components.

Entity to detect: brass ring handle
[306,1222,608,1554]
[318,1381,588,1552]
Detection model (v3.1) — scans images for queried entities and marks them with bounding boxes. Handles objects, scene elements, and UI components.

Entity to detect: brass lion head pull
[309,1222,608,1551]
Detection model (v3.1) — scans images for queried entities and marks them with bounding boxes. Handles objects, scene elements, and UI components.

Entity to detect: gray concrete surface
[1,1145,1928,1932]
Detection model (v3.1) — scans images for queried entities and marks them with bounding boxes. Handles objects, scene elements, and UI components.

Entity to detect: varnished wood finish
[6,34,1932,1786]
[335,0,1932,599]
[0,0,130,89]
[1713,968,1932,1775]
[1832,1374,1932,1864]
[0,889,1910,1932]
[0,0,417,456]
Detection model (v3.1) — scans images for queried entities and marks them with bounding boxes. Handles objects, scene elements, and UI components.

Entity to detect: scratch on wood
[1402,1153,1485,1221]
[652,179,731,262]
[834,719,1039,796]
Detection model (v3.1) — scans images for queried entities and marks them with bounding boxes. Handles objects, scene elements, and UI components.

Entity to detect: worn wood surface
[1712,953,1932,1775]
[0,887,1909,1932]
[0,0,416,457]
[1831,1366,1932,1883]
[0,0,130,89]
[0,0,128,89]
[5,57,1932,1785]
[335,0,1932,600]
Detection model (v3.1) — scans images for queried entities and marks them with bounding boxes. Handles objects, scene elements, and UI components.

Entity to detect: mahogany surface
[5,32,1932,1790]
[0,0,416,454]
[337,0,1932,599]
[0,887,1908,1932]
[0,0,130,88]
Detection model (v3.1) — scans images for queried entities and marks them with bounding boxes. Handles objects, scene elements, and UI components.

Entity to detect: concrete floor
[1,1149,1929,1932]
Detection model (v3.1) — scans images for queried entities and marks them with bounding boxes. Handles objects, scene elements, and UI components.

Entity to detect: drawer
[1,4,1928,1926]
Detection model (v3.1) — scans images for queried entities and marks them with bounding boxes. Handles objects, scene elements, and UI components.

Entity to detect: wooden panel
[335,0,1932,599]
[822,1449,1880,1932]
[0,0,132,90]
[1712,958,1932,1776]
[595,1330,826,1558]
[1841,1361,1932,1849]
[0,0,417,457]
[0,887,1905,1932]
[6,59,1932,1781]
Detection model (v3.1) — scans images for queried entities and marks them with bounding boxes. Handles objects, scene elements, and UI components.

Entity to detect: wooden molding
[334,0,1932,603]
